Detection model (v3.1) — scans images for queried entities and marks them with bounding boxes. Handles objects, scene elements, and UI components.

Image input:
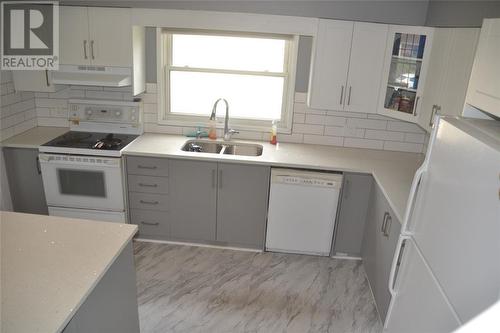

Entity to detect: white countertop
[123,134,424,222]
[0,126,423,222]
[0,211,138,333]
[1,127,68,149]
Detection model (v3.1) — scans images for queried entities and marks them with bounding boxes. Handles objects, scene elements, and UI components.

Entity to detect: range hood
[52,65,132,87]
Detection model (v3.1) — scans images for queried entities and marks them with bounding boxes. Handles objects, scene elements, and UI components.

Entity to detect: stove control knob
[131,116,136,121]
[115,111,121,116]
[86,110,92,115]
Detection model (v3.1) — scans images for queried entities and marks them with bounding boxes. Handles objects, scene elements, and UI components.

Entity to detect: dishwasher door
[265,169,343,256]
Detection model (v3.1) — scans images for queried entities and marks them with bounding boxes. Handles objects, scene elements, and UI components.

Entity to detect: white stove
[38,99,143,223]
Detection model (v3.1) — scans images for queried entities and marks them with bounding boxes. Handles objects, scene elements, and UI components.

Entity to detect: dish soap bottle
[270,120,278,145]
[208,116,217,140]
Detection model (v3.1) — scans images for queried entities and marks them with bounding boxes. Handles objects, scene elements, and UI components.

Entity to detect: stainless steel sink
[223,143,263,156]
[181,140,263,156]
[181,140,224,154]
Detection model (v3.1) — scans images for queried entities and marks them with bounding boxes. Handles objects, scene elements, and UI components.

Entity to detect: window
[158,30,297,131]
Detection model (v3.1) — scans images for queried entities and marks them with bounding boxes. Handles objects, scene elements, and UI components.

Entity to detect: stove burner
[93,134,123,150]
[53,132,93,146]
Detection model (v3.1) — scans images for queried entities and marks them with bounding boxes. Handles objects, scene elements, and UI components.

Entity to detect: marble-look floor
[134,241,382,333]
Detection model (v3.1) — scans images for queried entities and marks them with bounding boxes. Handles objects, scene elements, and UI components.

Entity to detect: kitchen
[1,1,499,332]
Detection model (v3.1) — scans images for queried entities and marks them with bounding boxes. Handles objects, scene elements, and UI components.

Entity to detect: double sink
[181,140,263,157]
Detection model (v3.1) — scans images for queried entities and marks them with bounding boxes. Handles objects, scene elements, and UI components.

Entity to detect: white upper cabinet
[308,20,388,113]
[377,25,434,122]
[419,28,480,131]
[60,6,133,67]
[344,22,389,113]
[465,18,500,118]
[307,20,353,110]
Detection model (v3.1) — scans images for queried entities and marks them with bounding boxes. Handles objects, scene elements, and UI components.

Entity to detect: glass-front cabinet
[378,26,434,122]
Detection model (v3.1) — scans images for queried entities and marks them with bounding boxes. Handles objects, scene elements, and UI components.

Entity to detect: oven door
[39,153,124,212]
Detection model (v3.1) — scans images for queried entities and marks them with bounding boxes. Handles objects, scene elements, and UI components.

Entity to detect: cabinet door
[307,19,353,110]
[12,71,57,92]
[333,173,373,257]
[216,163,270,248]
[3,148,48,215]
[419,28,480,132]
[344,23,388,114]
[466,19,500,118]
[361,183,401,323]
[377,25,434,123]
[169,159,217,241]
[59,6,89,65]
[88,7,132,67]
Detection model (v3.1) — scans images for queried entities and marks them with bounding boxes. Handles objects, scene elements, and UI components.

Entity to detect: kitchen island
[0,211,139,333]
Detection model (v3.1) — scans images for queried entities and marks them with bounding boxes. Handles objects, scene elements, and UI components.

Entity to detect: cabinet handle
[219,169,223,189]
[137,165,157,170]
[138,183,158,188]
[347,86,352,105]
[90,40,95,60]
[211,169,216,188]
[45,70,50,87]
[35,156,41,175]
[339,86,344,105]
[413,96,420,116]
[83,40,88,59]
[384,215,392,237]
[140,221,159,226]
[429,104,441,128]
[139,200,159,205]
[381,212,389,233]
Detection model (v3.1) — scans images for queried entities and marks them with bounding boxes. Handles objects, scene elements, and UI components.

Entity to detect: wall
[0,71,37,141]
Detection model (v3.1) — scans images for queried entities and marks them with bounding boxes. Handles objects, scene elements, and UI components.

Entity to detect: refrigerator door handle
[388,235,410,296]
[401,166,425,235]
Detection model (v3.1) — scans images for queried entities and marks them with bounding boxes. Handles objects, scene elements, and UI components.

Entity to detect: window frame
[156,28,298,133]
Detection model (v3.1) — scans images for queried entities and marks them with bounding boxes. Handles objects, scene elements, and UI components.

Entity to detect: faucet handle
[224,129,239,141]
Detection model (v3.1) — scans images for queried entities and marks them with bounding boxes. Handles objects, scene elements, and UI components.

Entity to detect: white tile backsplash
[0,71,37,140]
[28,83,428,153]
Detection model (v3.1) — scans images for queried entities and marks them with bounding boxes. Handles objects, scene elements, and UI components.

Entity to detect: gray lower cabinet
[169,159,218,241]
[361,182,401,323]
[62,242,140,333]
[216,163,270,248]
[3,147,48,214]
[333,173,373,257]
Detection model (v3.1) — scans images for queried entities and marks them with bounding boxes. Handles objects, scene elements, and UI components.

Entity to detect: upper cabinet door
[88,7,132,67]
[465,19,500,118]
[307,19,353,110]
[419,28,480,132]
[344,22,388,114]
[377,26,434,122]
[59,6,90,65]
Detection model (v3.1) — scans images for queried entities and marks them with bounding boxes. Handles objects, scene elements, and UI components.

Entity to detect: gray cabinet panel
[128,174,169,194]
[129,192,169,211]
[216,163,270,248]
[127,156,169,176]
[3,148,48,214]
[361,183,401,322]
[169,159,217,241]
[130,209,169,237]
[333,173,373,256]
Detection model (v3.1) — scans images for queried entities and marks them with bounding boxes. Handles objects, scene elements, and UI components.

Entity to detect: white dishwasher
[265,168,343,256]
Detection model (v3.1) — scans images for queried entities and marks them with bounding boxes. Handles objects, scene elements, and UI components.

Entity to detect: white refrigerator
[384,116,500,332]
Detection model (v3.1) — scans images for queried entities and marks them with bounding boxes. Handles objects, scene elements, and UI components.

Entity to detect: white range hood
[52,64,132,87]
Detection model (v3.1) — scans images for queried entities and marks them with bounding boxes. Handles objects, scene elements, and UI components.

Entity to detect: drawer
[129,192,169,211]
[130,209,169,236]
[128,175,169,194]
[127,156,169,176]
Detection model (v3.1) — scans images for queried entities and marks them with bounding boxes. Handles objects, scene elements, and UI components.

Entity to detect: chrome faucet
[210,98,239,141]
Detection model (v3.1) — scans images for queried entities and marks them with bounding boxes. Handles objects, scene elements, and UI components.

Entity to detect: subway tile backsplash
[1,80,429,153]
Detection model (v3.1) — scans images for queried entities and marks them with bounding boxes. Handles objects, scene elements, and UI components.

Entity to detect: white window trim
[156,28,298,133]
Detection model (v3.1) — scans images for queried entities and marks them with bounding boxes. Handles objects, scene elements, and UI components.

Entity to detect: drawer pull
[138,183,158,188]
[140,221,159,226]
[137,165,157,170]
[139,200,159,205]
